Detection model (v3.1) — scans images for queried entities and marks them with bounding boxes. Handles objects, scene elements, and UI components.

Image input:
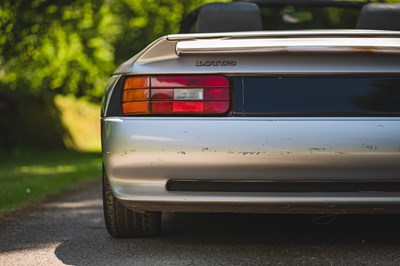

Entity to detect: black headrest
[195,2,263,33]
[357,3,400,31]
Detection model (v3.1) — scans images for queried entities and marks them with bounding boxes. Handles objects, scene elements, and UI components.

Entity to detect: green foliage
[0,1,118,99]
[0,0,219,100]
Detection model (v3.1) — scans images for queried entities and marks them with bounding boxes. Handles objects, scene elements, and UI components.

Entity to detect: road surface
[1,181,400,265]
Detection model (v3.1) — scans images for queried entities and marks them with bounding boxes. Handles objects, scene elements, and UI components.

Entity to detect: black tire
[102,167,161,238]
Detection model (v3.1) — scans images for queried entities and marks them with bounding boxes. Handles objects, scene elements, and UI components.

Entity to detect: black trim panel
[104,76,124,117]
[241,76,400,116]
[167,180,400,193]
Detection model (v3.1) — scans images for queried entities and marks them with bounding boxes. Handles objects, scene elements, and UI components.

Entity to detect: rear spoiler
[168,30,400,41]
[171,30,400,55]
[176,37,400,55]
[115,30,400,73]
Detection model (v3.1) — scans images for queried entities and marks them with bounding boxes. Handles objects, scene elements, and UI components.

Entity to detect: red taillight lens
[121,75,230,115]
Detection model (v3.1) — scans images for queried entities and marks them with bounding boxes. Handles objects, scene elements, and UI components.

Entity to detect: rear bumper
[102,117,400,213]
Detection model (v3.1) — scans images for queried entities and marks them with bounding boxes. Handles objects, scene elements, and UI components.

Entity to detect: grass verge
[0,150,101,217]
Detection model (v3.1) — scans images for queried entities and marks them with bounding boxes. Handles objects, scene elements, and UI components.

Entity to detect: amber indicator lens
[124,76,149,89]
[122,101,149,115]
[122,89,149,102]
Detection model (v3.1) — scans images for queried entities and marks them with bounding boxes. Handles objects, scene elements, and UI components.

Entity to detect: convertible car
[101,1,400,237]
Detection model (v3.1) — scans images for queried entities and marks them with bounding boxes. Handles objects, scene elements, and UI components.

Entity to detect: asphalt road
[1,182,400,266]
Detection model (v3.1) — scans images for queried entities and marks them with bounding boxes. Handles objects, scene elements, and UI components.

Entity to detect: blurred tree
[0,0,218,101]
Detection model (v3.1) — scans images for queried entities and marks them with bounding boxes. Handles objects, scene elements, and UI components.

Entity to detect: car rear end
[102,31,400,221]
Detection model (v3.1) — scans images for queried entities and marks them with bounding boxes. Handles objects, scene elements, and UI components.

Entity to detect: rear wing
[115,30,400,75]
[172,30,400,55]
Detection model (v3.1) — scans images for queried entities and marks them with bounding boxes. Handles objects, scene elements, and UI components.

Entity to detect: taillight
[122,75,230,115]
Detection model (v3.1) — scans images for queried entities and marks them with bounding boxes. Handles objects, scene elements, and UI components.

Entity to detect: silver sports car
[101,1,400,237]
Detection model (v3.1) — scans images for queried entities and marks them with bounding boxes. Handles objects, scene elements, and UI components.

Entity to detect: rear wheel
[102,167,161,237]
